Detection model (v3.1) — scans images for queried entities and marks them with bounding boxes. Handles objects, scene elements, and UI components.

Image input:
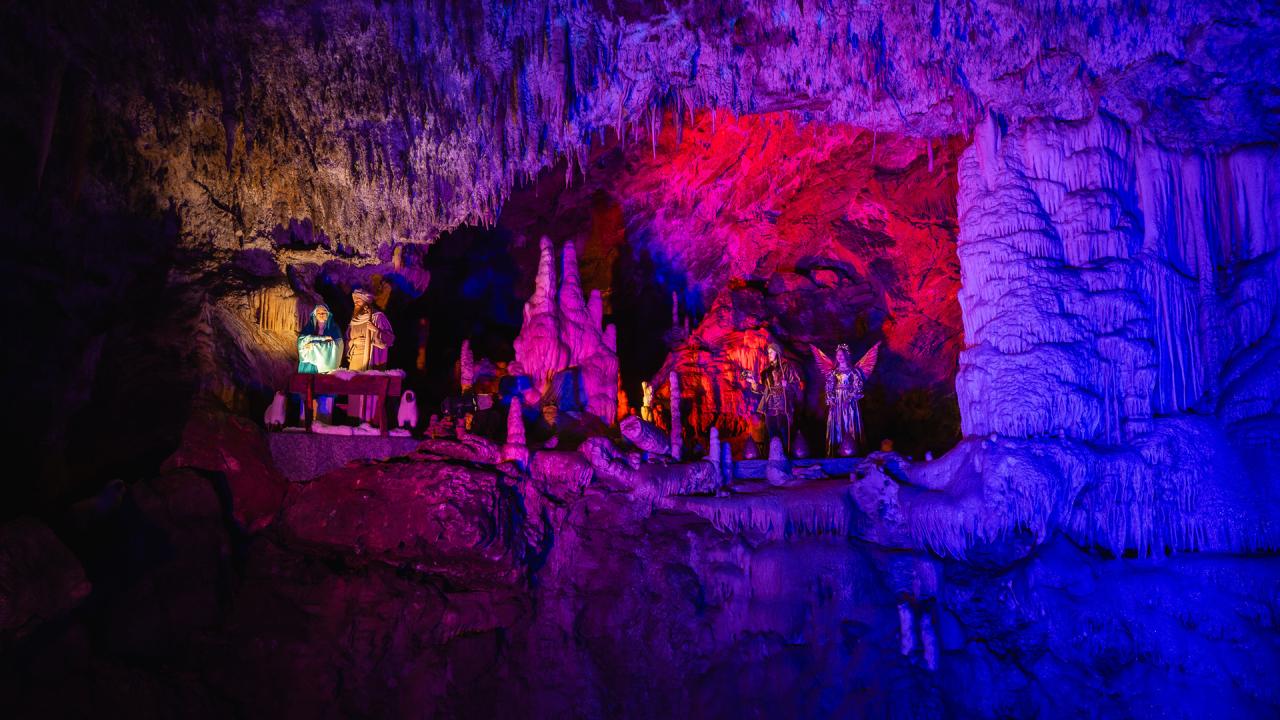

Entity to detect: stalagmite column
[513,236,568,394]
[459,339,474,391]
[516,237,618,425]
[671,291,679,328]
[669,370,682,461]
[561,243,619,425]
[558,240,591,351]
[898,604,915,656]
[501,398,528,468]
[708,427,720,472]
[766,437,788,486]
[920,614,938,671]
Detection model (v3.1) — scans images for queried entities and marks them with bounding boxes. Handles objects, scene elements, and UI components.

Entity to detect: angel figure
[812,341,881,456]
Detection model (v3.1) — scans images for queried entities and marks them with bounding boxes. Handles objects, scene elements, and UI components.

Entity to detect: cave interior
[2,1,1279,718]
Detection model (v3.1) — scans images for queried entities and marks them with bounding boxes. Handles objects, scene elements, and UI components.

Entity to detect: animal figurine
[397,390,419,429]
[264,391,287,430]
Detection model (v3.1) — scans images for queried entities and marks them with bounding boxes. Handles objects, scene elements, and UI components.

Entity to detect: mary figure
[298,304,344,422]
[298,304,344,373]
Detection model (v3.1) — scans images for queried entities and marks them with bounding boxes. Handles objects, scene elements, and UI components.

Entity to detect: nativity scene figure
[812,341,880,456]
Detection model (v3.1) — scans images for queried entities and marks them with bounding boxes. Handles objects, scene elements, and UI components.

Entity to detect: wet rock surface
[0,519,91,644]
[4,428,1278,718]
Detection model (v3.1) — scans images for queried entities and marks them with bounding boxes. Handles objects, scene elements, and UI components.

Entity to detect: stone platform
[727,457,858,480]
[268,431,420,482]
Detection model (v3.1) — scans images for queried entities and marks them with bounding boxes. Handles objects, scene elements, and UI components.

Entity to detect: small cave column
[502,397,528,468]
[669,370,682,461]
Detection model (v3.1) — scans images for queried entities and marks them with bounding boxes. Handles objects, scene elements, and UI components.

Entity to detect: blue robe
[298,307,343,374]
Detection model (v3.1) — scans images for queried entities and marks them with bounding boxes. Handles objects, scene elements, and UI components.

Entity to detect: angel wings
[813,341,881,455]
[811,341,881,379]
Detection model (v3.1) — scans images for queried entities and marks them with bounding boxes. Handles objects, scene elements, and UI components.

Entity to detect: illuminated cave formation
[3,1,1279,718]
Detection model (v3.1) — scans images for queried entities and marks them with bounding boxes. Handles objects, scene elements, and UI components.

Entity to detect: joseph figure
[345,288,395,422]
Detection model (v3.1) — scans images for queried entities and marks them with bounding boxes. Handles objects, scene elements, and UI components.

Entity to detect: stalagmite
[898,603,915,656]
[708,426,721,471]
[513,236,568,393]
[920,613,938,671]
[501,398,528,467]
[459,339,475,391]
[513,237,618,424]
[557,240,591,343]
[669,371,682,461]
[766,437,788,486]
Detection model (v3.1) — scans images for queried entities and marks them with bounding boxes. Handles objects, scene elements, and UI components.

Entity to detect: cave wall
[5,0,1277,498]
[3,3,1280,718]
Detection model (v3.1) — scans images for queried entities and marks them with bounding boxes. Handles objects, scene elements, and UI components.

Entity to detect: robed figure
[746,343,803,454]
[298,304,343,374]
[346,288,396,422]
[812,341,880,456]
[346,289,395,372]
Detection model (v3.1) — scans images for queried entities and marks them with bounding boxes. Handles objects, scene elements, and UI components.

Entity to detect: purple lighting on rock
[2,1,1279,718]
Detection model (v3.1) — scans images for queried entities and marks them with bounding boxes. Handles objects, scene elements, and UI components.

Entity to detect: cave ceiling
[9,0,1279,255]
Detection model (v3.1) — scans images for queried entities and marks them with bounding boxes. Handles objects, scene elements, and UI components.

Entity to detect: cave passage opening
[418,111,965,459]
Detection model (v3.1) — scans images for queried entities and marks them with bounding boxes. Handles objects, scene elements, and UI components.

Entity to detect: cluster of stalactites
[155,0,1253,254]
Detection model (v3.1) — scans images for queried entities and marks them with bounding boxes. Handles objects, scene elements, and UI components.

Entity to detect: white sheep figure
[263,391,287,430]
[397,390,419,429]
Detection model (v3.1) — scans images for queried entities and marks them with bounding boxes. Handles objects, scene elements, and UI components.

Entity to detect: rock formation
[502,398,529,468]
[668,370,682,461]
[513,237,620,425]
[459,339,475,391]
[619,415,670,456]
[5,1,1280,718]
